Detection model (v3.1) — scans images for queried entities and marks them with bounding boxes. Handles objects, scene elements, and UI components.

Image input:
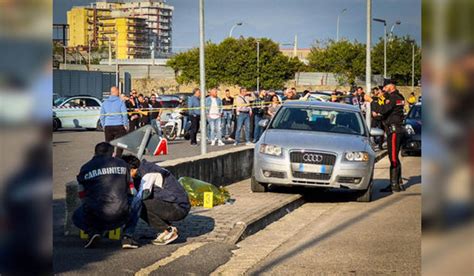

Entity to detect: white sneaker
[218,140,225,146]
[246,142,255,146]
[210,139,216,146]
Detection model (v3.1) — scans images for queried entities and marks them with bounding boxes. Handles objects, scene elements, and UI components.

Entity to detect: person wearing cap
[365,80,405,192]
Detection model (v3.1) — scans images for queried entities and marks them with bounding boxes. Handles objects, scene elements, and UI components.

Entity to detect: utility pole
[365,0,372,128]
[199,0,207,155]
[257,40,260,93]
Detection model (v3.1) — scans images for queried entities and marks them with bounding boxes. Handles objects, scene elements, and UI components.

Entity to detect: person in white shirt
[205,88,225,146]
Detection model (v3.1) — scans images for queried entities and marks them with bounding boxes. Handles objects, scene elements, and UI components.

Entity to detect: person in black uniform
[73,142,141,249]
[365,82,405,192]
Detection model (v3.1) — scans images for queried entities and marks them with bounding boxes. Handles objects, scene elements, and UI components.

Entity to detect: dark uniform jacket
[138,160,191,212]
[379,90,405,132]
[77,156,131,226]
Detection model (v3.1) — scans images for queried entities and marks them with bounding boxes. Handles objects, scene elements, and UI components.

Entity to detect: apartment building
[67,0,173,59]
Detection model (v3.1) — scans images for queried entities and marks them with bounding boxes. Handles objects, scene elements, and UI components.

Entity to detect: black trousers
[190,115,200,144]
[129,119,140,132]
[104,125,126,157]
[143,199,189,231]
[387,130,402,185]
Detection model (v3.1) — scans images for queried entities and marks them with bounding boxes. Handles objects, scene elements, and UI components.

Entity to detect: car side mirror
[258,119,269,128]
[370,128,384,136]
[64,103,70,108]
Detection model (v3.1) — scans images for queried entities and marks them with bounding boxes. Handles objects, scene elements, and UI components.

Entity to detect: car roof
[282,100,361,112]
[65,95,101,100]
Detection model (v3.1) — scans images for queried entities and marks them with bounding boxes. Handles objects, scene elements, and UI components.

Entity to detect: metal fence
[53,70,116,99]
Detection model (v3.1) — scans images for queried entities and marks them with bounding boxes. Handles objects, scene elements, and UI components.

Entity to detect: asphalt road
[215,155,421,275]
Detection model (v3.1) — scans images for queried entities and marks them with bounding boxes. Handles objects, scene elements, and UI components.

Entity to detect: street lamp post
[389,20,401,39]
[256,40,260,93]
[336,8,347,42]
[366,0,372,128]
[373,18,387,78]
[199,0,207,155]
[229,22,243,38]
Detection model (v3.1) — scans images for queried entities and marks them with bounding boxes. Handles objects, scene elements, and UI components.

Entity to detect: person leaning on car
[100,86,129,157]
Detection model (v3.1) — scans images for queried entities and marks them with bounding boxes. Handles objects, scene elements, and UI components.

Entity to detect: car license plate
[292,163,332,174]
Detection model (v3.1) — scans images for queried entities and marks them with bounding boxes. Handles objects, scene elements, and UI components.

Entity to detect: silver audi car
[252,101,383,202]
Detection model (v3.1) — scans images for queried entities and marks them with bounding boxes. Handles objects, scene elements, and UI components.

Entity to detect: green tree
[372,36,421,85]
[307,40,365,85]
[167,37,304,89]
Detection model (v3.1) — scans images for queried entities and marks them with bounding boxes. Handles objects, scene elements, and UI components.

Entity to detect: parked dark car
[401,103,421,156]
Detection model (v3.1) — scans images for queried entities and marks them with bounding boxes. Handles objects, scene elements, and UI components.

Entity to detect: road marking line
[135,242,207,276]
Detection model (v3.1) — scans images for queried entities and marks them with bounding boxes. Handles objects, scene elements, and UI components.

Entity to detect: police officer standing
[365,81,405,192]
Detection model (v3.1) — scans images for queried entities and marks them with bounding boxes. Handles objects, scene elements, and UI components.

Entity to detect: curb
[224,149,389,245]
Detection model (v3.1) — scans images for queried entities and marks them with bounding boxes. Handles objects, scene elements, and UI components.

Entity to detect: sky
[53,0,421,51]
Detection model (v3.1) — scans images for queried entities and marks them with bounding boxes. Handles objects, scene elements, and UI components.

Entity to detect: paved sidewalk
[135,179,303,243]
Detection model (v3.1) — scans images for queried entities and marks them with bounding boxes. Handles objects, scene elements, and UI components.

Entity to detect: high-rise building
[66,0,173,59]
[114,0,173,54]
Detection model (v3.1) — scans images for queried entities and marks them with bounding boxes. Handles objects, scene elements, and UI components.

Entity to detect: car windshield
[54,97,68,106]
[270,106,366,136]
[407,105,421,120]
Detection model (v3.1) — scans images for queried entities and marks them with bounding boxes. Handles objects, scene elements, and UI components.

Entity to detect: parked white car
[53,96,102,131]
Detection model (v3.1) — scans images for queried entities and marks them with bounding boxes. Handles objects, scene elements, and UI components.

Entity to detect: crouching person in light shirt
[122,155,191,245]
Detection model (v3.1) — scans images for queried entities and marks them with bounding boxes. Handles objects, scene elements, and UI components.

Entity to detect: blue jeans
[123,188,143,237]
[208,117,222,141]
[150,118,163,136]
[253,114,264,142]
[235,113,250,144]
[221,111,233,137]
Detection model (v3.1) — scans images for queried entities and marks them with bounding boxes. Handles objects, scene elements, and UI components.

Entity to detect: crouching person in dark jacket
[73,142,141,249]
[122,155,190,245]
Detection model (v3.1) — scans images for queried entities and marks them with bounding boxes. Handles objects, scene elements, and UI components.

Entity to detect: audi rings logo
[303,153,323,163]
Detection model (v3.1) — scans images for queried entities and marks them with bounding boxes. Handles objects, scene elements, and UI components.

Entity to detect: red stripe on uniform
[392,133,397,167]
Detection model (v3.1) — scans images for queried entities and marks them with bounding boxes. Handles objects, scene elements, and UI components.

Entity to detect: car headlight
[405,124,415,135]
[344,151,369,162]
[259,144,282,156]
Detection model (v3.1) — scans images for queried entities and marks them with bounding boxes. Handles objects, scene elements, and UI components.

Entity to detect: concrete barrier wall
[159,146,254,187]
[64,146,255,235]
